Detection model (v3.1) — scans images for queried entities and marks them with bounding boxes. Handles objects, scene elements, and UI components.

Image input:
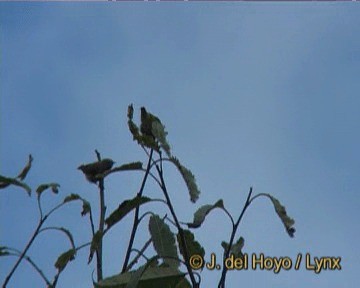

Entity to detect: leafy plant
[0,105,295,288]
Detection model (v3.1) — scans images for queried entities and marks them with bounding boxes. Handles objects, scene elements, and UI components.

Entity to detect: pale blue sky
[1,3,359,288]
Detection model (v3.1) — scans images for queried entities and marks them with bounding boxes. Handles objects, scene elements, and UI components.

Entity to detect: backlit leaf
[187,200,224,228]
[105,196,152,229]
[269,195,296,238]
[17,154,33,180]
[0,175,31,196]
[149,214,179,267]
[36,183,60,197]
[170,157,200,203]
[55,249,76,272]
[177,230,205,264]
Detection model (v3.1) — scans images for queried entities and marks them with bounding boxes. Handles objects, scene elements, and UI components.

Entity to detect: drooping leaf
[177,230,205,265]
[55,249,76,272]
[187,200,224,228]
[36,183,60,197]
[149,214,179,267]
[0,175,31,195]
[170,157,200,203]
[88,230,103,264]
[64,193,81,203]
[105,196,152,229]
[63,194,91,216]
[269,195,296,238]
[81,199,91,216]
[95,265,186,288]
[17,154,33,180]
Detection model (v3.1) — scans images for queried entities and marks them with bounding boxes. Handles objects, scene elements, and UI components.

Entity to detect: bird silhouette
[78,158,115,183]
[140,107,161,138]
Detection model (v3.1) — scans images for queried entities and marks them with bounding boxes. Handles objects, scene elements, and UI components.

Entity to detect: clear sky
[1,3,359,288]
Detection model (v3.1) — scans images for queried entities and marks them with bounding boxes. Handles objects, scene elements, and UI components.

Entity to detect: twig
[4,249,51,287]
[3,219,45,287]
[95,150,105,281]
[122,149,154,272]
[155,163,198,288]
[217,187,253,288]
[125,238,153,272]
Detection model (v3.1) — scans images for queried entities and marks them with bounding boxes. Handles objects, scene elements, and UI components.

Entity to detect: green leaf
[89,230,103,264]
[126,258,157,288]
[127,104,134,120]
[221,236,245,258]
[36,183,60,197]
[125,263,148,288]
[149,214,179,267]
[105,196,151,229]
[95,265,186,288]
[0,246,10,256]
[81,198,91,216]
[170,157,200,203]
[114,162,143,172]
[174,277,192,288]
[187,200,224,228]
[177,230,205,264]
[64,193,81,203]
[0,175,31,195]
[269,195,296,237]
[63,194,91,216]
[55,249,76,272]
[17,154,33,180]
[151,118,171,157]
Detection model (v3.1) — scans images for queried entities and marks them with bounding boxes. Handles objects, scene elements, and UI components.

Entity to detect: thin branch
[38,226,75,249]
[221,207,235,228]
[125,237,153,272]
[138,211,155,224]
[218,187,253,288]
[45,202,67,219]
[3,219,45,287]
[89,208,96,237]
[122,149,154,273]
[249,192,270,205]
[155,163,198,288]
[4,251,51,287]
[37,195,43,219]
[95,150,105,282]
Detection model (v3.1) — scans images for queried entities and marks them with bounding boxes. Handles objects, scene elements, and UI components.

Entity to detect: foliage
[0,105,295,288]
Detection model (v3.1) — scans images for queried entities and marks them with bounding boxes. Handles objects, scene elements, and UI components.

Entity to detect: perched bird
[78,158,115,183]
[140,107,161,138]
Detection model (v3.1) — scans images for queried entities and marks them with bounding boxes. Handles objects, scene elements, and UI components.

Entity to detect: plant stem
[122,149,154,272]
[4,250,51,287]
[3,217,46,287]
[155,164,198,288]
[218,187,253,288]
[125,237,152,272]
[95,150,105,281]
